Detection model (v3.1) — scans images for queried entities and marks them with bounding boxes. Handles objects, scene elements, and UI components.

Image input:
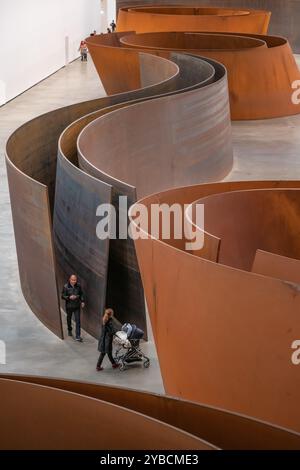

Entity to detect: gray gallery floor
[1,56,300,393]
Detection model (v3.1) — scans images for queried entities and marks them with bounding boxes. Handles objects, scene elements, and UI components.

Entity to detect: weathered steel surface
[86,33,219,95]
[2,375,300,450]
[196,188,300,270]
[5,157,63,339]
[116,0,300,53]
[117,5,271,34]
[131,180,300,432]
[86,34,179,94]
[119,31,300,120]
[76,50,232,333]
[5,118,65,338]
[55,54,181,336]
[252,249,300,284]
[6,49,231,339]
[0,378,212,450]
[53,153,112,338]
[5,53,181,339]
[78,52,232,197]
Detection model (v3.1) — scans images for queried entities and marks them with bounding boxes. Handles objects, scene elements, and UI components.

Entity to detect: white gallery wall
[0,0,109,105]
[100,0,117,31]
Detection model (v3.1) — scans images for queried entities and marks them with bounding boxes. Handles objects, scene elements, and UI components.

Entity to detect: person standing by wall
[62,274,85,341]
[110,20,116,32]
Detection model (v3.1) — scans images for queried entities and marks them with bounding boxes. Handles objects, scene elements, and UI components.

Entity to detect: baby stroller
[114,323,150,371]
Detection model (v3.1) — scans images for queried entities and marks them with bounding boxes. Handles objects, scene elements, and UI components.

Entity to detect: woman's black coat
[98,318,116,353]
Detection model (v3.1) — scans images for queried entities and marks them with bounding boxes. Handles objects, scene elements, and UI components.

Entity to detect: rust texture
[4,3,300,445]
[0,378,212,450]
[131,181,300,432]
[88,31,300,120]
[6,50,232,338]
[117,5,271,34]
[1,375,300,450]
[5,53,180,338]
[53,153,112,338]
[116,0,300,53]
[6,128,63,339]
[78,51,232,197]
[5,167,63,338]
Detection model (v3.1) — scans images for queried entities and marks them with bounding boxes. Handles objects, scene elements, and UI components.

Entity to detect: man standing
[110,20,116,32]
[62,274,85,342]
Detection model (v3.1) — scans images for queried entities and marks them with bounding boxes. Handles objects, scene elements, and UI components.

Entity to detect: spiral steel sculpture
[117,5,271,34]
[6,50,232,339]
[87,31,300,120]
[4,3,300,447]
[116,1,300,53]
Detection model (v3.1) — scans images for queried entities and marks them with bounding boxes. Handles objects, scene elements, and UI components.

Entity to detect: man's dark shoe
[75,337,83,342]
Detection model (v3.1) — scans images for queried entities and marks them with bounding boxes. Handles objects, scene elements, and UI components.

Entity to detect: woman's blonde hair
[102,308,114,324]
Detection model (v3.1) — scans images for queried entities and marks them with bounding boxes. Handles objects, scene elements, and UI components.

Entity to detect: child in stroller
[114,323,150,371]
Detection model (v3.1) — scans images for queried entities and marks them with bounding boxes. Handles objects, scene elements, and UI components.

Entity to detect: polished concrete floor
[1,56,300,392]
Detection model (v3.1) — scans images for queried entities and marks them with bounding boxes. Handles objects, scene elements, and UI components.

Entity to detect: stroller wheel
[143,360,150,369]
[119,362,126,371]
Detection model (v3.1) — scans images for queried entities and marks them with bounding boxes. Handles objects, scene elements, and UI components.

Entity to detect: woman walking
[78,40,88,61]
[96,308,118,371]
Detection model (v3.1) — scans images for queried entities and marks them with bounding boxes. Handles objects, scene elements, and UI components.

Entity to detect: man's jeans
[67,308,81,338]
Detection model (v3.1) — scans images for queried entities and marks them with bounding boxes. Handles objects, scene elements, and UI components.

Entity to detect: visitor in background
[61,274,85,341]
[96,308,118,371]
[90,30,97,36]
[110,20,116,32]
[78,40,88,61]
[107,27,111,34]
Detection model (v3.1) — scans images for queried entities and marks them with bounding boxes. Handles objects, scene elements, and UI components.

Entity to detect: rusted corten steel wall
[85,33,180,93]
[86,33,216,94]
[77,48,232,333]
[5,53,180,339]
[5,156,63,339]
[54,154,112,338]
[117,5,271,34]
[1,375,300,450]
[78,52,232,197]
[106,31,300,120]
[195,188,300,270]
[252,249,300,284]
[131,180,300,432]
[0,378,213,450]
[116,1,300,53]
[6,50,233,339]
[55,54,182,338]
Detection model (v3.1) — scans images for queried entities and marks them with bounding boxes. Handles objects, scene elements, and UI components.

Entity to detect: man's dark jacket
[61,282,85,311]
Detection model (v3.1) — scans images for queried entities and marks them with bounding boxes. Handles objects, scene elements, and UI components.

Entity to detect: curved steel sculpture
[1,375,300,449]
[116,1,300,53]
[5,3,300,445]
[6,50,232,339]
[0,378,210,450]
[5,53,178,339]
[121,31,300,120]
[6,153,62,338]
[117,5,271,34]
[77,53,232,196]
[87,31,300,120]
[130,180,300,432]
